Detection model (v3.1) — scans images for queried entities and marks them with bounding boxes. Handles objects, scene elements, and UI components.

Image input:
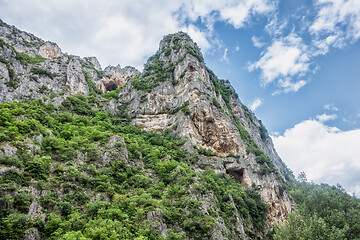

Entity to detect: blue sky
[1,0,360,196]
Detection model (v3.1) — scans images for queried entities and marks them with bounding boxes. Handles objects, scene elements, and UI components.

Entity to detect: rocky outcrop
[111,32,295,225]
[23,228,40,240]
[96,65,140,93]
[84,56,102,71]
[38,42,61,59]
[0,19,139,102]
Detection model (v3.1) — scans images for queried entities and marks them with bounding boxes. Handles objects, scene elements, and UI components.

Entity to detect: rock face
[112,32,295,224]
[0,19,137,103]
[0,20,295,239]
[38,42,62,59]
[96,65,140,93]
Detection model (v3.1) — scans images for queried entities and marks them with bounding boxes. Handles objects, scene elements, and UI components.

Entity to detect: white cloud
[310,0,360,55]
[0,0,277,69]
[219,0,275,28]
[265,15,288,36]
[250,98,263,111]
[252,36,265,48]
[316,113,337,122]
[278,79,307,93]
[235,45,240,51]
[220,48,229,63]
[249,33,310,90]
[272,119,360,197]
[181,24,212,52]
[324,104,339,111]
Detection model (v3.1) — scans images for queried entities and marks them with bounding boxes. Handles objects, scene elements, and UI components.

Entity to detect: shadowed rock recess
[0,19,295,239]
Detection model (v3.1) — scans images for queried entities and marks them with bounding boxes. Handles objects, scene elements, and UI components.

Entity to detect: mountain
[1,19,359,240]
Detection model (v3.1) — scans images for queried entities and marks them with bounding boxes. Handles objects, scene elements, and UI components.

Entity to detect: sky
[1,0,360,196]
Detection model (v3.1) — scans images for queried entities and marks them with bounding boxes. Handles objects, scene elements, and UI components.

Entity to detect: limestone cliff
[110,32,295,225]
[0,19,295,239]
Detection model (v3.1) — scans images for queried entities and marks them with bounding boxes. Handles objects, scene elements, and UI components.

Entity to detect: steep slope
[110,32,294,224]
[0,19,295,239]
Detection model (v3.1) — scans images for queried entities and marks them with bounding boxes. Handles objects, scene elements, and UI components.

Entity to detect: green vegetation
[197,147,218,157]
[246,145,277,175]
[275,179,360,239]
[102,87,122,99]
[2,29,358,240]
[132,52,174,92]
[81,61,104,79]
[258,120,268,141]
[212,97,222,110]
[168,101,190,115]
[184,44,204,62]
[132,33,203,92]
[31,67,57,79]
[0,95,269,239]
[0,38,45,65]
[179,71,185,79]
[15,52,45,65]
[83,71,102,95]
[207,67,281,178]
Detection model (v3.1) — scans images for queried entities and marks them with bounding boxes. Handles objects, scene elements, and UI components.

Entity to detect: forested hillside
[0,94,269,239]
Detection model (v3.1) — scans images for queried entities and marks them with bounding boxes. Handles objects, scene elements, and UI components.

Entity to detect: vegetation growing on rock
[0,96,269,239]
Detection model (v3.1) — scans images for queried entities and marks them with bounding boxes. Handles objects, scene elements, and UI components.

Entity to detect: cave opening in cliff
[226,167,245,185]
[105,83,118,92]
[188,64,196,72]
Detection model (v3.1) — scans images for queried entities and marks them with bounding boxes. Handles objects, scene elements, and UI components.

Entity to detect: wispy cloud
[278,79,307,93]
[220,48,229,63]
[250,98,263,111]
[324,104,339,111]
[252,36,265,48]
[265,15,288,36]
[272,119,360,197]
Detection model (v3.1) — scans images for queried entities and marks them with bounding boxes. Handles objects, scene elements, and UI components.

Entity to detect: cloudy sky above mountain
[1,0,359,196]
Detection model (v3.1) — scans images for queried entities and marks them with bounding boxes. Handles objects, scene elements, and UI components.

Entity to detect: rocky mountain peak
[0,19,295,239]
[113,31,295,225]
[159,32,203,63]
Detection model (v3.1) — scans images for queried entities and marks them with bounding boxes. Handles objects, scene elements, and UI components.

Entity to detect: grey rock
[100,135,129,164]
[96,65,139,93]
[23,228,40,240]
[0,143,17,156]
[28,201,45,221]
[84,56,102,71]
[147,210,168,237]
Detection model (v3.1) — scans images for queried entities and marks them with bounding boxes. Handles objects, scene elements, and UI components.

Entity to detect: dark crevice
[226,167,245,185]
